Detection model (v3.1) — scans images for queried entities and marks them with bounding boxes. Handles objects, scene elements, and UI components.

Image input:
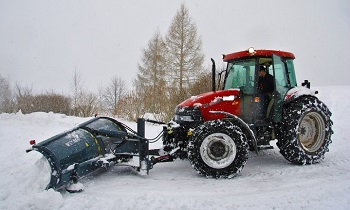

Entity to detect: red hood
[178,89,241,121]
[179,89,240,107]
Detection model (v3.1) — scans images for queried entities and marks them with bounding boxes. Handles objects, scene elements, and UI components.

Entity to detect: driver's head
[258,66,266,77]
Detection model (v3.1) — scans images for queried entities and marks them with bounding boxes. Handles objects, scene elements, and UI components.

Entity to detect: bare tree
[69,70,102,117]
[13,82,33,113]
[11,82,72,114]
[0,74,13,113]
[25,93,71,114]
[70,69,85,116]
[118,91,144,121]
[187,70,212,96]
[75,90,99,117]
[164,3,205,100]
[14,82,32,98]
[100,76,127,116]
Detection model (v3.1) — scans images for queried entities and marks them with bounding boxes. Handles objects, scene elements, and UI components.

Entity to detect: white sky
[1,0,350,94]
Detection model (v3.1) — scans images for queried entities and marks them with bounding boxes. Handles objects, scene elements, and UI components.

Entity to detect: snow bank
[0,86,349,210]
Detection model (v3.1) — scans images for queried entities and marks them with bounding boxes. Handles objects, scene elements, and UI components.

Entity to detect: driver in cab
[257,65,274,120]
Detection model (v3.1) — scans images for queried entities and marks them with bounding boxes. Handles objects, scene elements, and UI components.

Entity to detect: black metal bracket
[301,80,311,89]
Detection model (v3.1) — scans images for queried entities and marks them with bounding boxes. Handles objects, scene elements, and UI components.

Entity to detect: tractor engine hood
[174,89,241,123]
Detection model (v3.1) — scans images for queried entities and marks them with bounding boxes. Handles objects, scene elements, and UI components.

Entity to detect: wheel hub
[298,111,326,153]
[209,141,228,160]
[200,133,237,169]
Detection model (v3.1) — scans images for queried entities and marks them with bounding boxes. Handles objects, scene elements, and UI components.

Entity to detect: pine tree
[134,30,167,119]
[164,3,205,100]
[130,4,207,122]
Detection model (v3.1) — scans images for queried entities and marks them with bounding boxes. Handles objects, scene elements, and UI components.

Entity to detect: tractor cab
[222,47,297,124]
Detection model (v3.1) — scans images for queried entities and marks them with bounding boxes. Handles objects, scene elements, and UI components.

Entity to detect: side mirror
[301,80,311,89]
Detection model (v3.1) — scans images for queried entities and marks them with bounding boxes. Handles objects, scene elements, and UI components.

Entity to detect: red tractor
[158,47,333,178]
[26,48,334,191]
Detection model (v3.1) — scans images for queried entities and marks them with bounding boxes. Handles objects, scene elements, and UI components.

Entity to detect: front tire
[276,96,333,165]
[188,120,249,178]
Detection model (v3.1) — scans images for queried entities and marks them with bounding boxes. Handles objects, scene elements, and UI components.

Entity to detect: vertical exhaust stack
[211,58,216,92]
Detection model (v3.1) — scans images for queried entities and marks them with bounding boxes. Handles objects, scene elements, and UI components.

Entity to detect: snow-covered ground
[0,86,349,210]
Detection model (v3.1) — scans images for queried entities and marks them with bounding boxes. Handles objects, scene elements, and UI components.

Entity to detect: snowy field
[0,86,349,210]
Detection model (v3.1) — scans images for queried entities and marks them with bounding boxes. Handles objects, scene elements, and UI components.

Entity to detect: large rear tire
[276,96,333,165]
[188,120,249,178]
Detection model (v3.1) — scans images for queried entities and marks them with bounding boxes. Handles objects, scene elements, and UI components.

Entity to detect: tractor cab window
[272,54,290,121]
[286,59,297,88]
[274,59,289,92]
[224,59,255,94]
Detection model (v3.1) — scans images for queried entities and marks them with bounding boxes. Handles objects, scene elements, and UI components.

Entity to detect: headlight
[174,115,194,122]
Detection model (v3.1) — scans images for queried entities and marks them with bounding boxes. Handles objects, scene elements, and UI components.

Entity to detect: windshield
[224,59,255,94]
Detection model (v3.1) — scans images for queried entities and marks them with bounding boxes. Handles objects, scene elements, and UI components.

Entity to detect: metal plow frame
[26,117,150,192]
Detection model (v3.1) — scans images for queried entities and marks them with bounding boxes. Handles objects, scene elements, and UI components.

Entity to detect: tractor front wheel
[276,96,333,165]
[188,120,248,178]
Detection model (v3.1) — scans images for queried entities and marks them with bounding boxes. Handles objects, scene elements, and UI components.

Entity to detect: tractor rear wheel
[188,120,248,178]
[276,96,333,165]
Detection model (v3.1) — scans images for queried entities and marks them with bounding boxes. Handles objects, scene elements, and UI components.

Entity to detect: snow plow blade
[26,117,150,191]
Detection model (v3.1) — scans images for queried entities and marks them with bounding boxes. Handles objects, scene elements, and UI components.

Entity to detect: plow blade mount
[26,117,150,191]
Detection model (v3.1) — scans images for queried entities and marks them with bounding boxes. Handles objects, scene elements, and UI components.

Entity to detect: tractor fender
[209,111,257,151]
[284,86,318,103]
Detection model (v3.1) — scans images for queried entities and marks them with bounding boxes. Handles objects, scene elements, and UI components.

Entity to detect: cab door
[272,54,290,122]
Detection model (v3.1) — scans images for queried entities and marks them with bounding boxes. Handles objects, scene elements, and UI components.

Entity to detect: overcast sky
[1,0,350,94]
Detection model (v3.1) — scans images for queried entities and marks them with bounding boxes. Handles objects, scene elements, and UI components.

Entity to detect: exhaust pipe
[211,58,216,92]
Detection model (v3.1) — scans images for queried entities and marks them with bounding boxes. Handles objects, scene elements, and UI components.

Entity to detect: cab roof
[223,49,295,62]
